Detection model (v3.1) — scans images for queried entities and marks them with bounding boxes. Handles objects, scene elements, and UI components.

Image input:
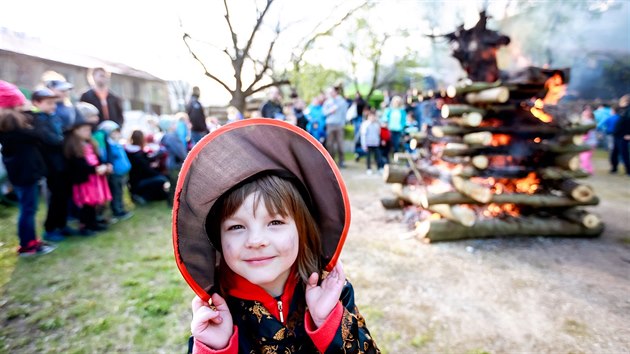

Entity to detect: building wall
[0,50,170,114]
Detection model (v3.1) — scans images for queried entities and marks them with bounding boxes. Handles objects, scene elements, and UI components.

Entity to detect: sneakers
[113,211,134,222]
[366,169,373,175]
[43,230,65,242]
[131,194,147,206]
[59,226,80,236]
[18,240,56,257]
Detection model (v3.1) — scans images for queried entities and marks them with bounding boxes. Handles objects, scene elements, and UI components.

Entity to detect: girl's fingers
[191,295,205,313]
[306,272,319,289]
[192,306,222,329]
[211,293,229,313]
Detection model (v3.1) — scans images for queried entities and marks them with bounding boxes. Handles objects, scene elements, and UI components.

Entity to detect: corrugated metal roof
[0,28,164,81]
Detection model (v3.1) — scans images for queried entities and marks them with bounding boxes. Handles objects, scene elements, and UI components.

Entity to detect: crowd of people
[256,85,444,175]
[0,68,218,257]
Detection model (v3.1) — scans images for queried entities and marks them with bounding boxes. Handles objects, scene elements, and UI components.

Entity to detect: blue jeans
[14,183,39,248]
[108,174,126,215]
[390,131,403,153]
[190,131,207,146]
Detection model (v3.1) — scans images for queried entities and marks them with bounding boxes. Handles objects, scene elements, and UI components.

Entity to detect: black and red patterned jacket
[191,266,379,354]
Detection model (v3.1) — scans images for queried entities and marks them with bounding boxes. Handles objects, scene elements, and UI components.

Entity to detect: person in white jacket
[360,109,383,174]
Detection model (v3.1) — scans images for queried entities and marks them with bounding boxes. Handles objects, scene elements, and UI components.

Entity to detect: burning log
[465,86,510,104]
[471,155,489,170]
[426,191,599,207]
[452,176,492,203]
[428,204,476,227]
[415,216,604,242]
[463,132,493,146]
[558,180,595,202]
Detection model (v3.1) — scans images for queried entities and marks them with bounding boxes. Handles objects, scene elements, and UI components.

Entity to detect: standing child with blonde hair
[173,119,379,353]
[64,104,112,235]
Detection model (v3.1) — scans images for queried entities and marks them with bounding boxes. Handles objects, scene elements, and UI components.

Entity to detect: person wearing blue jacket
[381,95,406,154]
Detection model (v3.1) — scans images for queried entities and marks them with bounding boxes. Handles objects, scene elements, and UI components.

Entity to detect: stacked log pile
[381,72,604,243]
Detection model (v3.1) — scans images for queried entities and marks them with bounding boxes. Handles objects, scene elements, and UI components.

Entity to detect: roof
[0,28,164,82]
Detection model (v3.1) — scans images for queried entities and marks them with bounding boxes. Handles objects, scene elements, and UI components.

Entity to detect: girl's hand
[106,163,113,174]
[305,261,345,328]
[191,294,233,350]
[95,165,107,175]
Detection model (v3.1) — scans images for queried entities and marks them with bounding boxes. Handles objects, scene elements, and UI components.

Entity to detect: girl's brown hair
[130,130,145,147]
[207,173,322,284]
[64,126,99,159]
[0,109,30,132]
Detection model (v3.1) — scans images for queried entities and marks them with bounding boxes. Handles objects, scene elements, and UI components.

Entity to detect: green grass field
[0,200,192,353]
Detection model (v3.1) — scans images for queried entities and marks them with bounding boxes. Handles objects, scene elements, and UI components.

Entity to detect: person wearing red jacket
[173,119,379,353]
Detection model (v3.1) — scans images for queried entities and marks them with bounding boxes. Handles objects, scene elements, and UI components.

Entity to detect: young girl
[173,119,379,353]
[64,106,112,235]
[360,109,383,174]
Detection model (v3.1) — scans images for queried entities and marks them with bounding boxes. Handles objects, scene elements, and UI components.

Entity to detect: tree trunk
[229,92,247,117]
[452,176,492,203]
[380,197,408,210]
[558,180,595,202]
[415,216,604,242]
[465,86,510,104]
[431,123,596,137]
[383,164,411,184]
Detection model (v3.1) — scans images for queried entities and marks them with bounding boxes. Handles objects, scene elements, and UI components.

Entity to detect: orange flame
[530,72,567,123]
[491,134,511,146]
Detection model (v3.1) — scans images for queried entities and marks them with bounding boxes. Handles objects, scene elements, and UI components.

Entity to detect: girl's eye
[269,220,285,226]
[226,224,244,231]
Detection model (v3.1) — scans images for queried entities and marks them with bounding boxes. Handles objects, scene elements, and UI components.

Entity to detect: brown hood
[172,119,350,301]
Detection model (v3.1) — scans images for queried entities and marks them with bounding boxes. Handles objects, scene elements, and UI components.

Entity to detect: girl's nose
[245,231,269,248]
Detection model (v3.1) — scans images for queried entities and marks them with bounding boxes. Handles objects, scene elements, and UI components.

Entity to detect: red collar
[220,262,298,323]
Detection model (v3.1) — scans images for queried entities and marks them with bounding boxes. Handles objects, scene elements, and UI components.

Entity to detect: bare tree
[183,0,368,113]
[183,0,289,113]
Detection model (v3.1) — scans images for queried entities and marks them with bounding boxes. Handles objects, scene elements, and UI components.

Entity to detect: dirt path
[339,155,630,353]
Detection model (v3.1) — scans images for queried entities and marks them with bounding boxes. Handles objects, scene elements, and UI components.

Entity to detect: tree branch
[243,0,275,60]
[183,33,233,93]
[245,24,281,95]
[222,0,240,57]
[249,79,291,96]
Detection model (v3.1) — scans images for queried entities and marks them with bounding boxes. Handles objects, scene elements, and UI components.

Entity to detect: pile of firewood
[381,70,604,243]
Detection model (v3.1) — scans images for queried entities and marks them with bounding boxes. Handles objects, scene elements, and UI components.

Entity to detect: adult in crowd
[349,92,367,161]
[80,67,124,126]
[43,72,80,131]
[260,86,284,119]
[0,80,56,256]
[323,86,348,168]
[125,130,169,205]
[610,94,630,175]
[159,117,188,207]
[186,86,209,145]
[28,88,77,241]
[594,102,612,149]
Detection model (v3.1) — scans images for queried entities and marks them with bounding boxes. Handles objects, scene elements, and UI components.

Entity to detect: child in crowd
[360,109,383,174]
[29,88,77,241]
[0,80,56,256]
[64,111,112,236]
[580,105,598,174]
[173,119,379,353]
[159,116,188,207]
[96,120,133,221]
[125,130,169,205]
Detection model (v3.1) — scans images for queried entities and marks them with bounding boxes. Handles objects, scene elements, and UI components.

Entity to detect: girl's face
[220,192,299,297]
[75,125,92,140]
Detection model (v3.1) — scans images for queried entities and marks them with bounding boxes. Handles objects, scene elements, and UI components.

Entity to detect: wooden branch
[471,155,489,170]
[446,81,501,97]
[244,28,280,95]
[431,123,596,137]
[182,34,233,93]
[441,104,486,119]
[558,180,595,202]
[248,79,291,96]
[442,112,483,127]
[426,192,599,207]
[415,216,604,242]
[391,183,428,208]
[383,164,411,184]
[428,204,476,227]
[452,176,492,203]
[538,167,589,180]
[463,132,493,146]
[560,209,601,229]
[465,86,510,104]
[554,154,580,171]
[380,197,408,210]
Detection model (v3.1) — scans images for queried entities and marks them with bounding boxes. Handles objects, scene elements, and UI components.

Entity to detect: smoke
[494,0,630,99]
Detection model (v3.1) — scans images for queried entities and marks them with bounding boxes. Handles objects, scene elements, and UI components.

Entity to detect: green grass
[0,200,192,353]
